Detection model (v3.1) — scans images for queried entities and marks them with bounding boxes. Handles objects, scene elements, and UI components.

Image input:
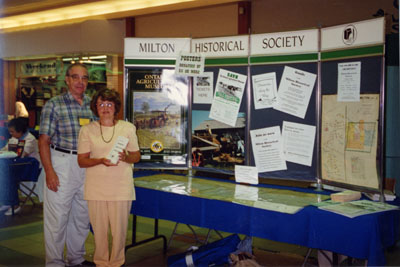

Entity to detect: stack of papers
[318,200,399,218]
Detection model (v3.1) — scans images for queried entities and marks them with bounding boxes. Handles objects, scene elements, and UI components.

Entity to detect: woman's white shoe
[4,206,21,216]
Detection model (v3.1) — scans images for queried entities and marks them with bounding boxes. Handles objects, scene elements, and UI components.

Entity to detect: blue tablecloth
[0,158,19,205]
[131,172,400,266]
[0,157,41,206]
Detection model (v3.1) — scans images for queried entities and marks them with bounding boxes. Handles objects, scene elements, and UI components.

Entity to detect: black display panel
[126,67,189,169]
[249,62,318,181]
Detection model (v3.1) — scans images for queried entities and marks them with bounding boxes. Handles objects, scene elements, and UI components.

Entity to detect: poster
[193,72,214,104]
[128,68,188,165]
[337,61,361,102]
[250,126,287,173]
[191,110,245,171]
[321,94,379,189]
[274,66,317,119]
[209,69,247,126]
[282,121,316,166]
[252,72,278,109]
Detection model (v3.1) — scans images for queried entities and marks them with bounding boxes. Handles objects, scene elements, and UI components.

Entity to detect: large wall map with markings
[321,94,379,189]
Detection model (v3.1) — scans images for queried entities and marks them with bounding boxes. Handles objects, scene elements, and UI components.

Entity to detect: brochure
[106,136,129,164]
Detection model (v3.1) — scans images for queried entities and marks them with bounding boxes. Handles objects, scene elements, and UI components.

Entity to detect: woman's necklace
[100,121,115,143]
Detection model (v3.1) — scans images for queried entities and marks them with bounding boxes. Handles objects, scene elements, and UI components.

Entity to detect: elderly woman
[77,89,140,267]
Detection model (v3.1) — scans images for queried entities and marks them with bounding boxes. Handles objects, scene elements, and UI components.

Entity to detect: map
[321,94,379,189]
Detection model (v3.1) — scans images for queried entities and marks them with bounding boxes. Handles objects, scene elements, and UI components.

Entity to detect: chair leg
[18,183,39,208]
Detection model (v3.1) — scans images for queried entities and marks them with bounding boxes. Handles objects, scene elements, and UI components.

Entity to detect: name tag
[79,118,91,126]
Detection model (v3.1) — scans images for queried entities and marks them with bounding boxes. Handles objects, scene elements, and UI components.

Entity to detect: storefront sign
[321,17,384,51]
[251,29,318,55]
[20,60,57,76]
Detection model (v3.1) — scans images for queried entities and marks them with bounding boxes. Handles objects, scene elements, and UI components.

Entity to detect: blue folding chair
[10,157,41,210]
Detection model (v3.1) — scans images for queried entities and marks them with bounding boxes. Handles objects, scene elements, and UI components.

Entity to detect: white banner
[124,38,191,58]
[192,35,249,58]
[321,17,384,51]
[251,29,318,55]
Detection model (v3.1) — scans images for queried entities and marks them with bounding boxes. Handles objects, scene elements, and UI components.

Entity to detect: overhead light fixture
[81,60,106,65]
[89,55,107,60]
[0,0,238,32]
[62,55,108,63]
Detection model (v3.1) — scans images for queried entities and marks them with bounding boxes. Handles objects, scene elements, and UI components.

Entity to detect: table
[0,158,19,206]
[0,157,41,207]
[128,172,400,266]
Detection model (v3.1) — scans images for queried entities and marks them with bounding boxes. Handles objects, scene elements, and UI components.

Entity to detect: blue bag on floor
[167,234,241,267]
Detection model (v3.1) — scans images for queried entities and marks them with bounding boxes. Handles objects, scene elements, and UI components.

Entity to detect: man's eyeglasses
[69,74,89,82]
[97,103,114,108]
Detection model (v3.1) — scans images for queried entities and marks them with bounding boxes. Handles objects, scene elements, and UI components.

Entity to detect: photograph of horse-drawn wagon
[133,91,185,152]
[127,68,189,165]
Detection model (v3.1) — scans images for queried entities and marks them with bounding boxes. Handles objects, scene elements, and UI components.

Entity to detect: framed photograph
[127,68,189,166]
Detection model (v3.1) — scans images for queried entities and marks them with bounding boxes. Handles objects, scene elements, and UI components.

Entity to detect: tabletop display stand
[123,17,394,264]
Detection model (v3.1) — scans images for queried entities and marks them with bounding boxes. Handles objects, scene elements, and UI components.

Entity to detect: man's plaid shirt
[39,91,94,150]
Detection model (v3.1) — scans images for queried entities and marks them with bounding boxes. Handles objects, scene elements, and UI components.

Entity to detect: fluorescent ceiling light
[81,60,106,65]
[89,55,107,59]
[0,0,238,32]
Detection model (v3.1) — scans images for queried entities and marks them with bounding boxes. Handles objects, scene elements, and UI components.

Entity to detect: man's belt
[50,144,77,155]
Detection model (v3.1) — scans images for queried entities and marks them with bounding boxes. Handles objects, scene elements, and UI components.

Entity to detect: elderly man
[39,63,95,267]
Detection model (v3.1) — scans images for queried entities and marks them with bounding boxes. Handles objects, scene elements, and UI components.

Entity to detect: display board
[190,35,249,175]
[248,29,319,181]
[124,18,385,190]
[320,18,385,190]
[124,38,191,169]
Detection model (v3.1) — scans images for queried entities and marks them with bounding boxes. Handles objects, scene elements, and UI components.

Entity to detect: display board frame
[123,18,386,194]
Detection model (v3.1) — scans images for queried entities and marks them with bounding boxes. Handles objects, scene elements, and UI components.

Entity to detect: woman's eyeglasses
[97,103,114,108]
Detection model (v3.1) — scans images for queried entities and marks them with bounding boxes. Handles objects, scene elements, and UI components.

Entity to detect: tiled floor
[1,201,400,266]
